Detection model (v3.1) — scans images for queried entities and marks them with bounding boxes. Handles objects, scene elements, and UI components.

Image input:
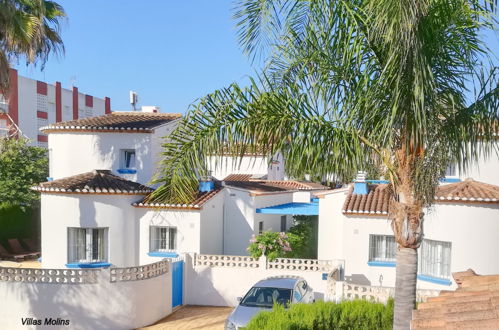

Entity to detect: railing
[0,267,99,284]
[195,254,260,268]
[268,258,341,272]
[343,282,394,302]
[329,278,440,303]
[110,259,170,282]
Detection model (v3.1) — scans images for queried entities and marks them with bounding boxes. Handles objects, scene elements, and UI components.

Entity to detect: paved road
[139,305,233,330]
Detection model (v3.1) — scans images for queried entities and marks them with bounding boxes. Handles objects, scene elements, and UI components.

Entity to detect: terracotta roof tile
[33,170,153,195]
[225,179,328,194]
[343,180,499,215]
[412,269,499,329]
[223,174,256,181]
[342,184,391,215]
[133,188,223,210]
[40,112,181,133]
[225,181,296,193]
[435,179,499,203]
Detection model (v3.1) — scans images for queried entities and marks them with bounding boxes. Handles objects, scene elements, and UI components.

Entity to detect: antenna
[129,91,138,111]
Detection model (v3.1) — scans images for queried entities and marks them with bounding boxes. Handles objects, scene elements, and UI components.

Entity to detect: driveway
[139,305,233,330]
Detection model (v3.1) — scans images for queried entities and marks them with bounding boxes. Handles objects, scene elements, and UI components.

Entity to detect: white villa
[35,110,327,268]
[34,109,499,292]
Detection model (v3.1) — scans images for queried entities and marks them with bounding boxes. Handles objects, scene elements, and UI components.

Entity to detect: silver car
[224,276,314,329]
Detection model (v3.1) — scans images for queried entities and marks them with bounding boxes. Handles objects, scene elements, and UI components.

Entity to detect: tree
[0,0,65,92]
[0,138,48,208]
[152,1,499,328]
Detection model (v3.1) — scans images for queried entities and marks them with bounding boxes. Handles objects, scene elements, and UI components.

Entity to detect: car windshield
[240,287,292,308]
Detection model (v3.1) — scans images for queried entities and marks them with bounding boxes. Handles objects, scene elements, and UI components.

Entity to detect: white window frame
[149,226,177,252]
[369,235,396,263]
[444,163,459,179]
[68,227,108,263]
[120,149,136,169]
[419,239,452,279]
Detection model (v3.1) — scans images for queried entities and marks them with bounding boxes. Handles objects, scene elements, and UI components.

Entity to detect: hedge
[0,205,38,248]
[246,299,394,330]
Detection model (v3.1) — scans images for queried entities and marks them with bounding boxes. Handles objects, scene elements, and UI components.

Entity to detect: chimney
[199,177,215,193]
[353,171,368,194]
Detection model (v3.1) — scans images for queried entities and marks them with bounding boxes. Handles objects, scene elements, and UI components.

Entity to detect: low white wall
[184,254,343,307]
[0,261,172,330]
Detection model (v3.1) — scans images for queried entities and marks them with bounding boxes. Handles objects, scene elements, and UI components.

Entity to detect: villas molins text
[21,317,70,326]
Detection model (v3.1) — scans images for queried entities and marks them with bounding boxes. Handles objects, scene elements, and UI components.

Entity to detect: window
[445,163,458,177]
[150,226,177,252]
[369,235,396,262]
[258,221,263,234]
[280,216,287,232]
[121,149,136,169]
[68,228,107,263]
[419,239,451,279]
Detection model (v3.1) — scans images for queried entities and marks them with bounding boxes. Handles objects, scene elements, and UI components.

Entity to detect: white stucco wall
[48,132,152,184]
[208,152,286,180]
[40,193,141,268]
[136,208,201,265]
[208,156,269,180]
[223,187,295,255]
[184,254,332,307]
[48,121,178,186]
[317,191,499,290]
[0,266,172,330]
[200,192,225,254]
[460,147,499,185]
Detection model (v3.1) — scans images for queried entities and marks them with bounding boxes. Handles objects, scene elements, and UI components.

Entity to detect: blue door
[172,260,184,308]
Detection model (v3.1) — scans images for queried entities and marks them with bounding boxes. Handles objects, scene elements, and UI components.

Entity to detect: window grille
[150,226,177,252]
[369,235,396,262]
[419,239,452,279]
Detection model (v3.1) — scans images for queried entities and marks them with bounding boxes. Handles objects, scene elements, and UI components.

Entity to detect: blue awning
[256,202,318,215]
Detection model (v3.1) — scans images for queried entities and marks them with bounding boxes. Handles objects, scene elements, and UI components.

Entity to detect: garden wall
[184,253,344,307]
[0,260,172,330]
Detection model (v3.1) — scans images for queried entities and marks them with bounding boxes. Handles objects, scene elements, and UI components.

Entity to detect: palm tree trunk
[393,247,418,330]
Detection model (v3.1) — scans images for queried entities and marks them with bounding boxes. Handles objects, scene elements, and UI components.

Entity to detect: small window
[68,228,107,263]
[258,221,263,234]
[445,163,458,177]
[121,149,136,169]
[150,226,177,252]
[369,235,396,262]
[419,239,451,279]
[280,216,287,232]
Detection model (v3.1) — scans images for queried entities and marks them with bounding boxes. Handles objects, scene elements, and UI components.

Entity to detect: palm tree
[0,0,65,93]
[153,1,499,328]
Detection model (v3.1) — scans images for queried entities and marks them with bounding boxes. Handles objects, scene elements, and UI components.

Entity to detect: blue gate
[172,259,184,308]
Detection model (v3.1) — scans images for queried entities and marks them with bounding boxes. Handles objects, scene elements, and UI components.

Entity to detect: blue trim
[117,168,137,174]
[65,262,111,269]
[256,202,319,215]
[417,275,452,286]
[46,177,53,181]
[148,251,179,258]
[37,257,42,262]
[353,182,369,194]
[311,198,319,202]
[367,261,396,267]
[365,180,390,184]
[440,177,461,183]
[199,181,215,192]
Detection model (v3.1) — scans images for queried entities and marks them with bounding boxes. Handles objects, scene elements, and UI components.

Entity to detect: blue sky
[14,0,255,113]
[13,1,499,113]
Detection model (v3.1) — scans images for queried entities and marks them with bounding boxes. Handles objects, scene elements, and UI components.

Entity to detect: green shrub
[247,231,300,261]
[246,299,394,330]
